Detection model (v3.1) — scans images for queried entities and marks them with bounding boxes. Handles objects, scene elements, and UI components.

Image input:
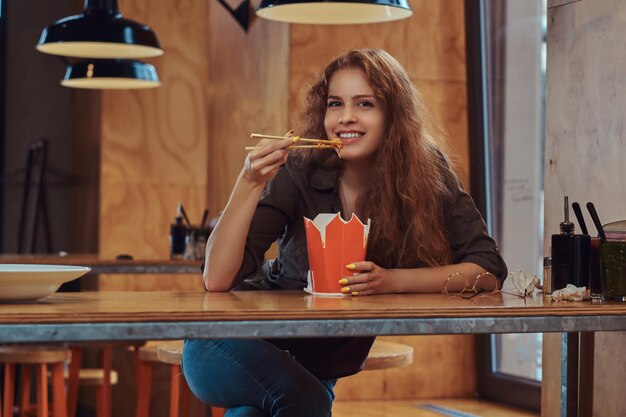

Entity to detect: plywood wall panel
[207,3,290,214]
[99,183,206,252]
[335,335,476,401]
[289,1,466,83]
[99,0,211,292]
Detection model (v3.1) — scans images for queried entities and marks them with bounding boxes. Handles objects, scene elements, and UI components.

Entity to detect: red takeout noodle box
[304,213,371,296]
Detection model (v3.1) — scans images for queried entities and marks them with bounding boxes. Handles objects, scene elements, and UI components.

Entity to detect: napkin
[551,284,590,302]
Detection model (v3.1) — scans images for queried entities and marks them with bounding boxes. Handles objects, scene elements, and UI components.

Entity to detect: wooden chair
[0,345,70,417]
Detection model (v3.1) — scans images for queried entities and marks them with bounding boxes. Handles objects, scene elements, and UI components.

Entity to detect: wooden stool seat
[156,341,184,366]
[363,341,414,370]
[0,345,71,364]
[133,341,160,362]
[154,340,415,370]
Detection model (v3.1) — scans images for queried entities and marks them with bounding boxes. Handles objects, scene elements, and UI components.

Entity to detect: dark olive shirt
[230,158,507,379]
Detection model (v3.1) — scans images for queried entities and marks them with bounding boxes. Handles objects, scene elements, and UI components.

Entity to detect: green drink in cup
[600,240,626,301]
[600,220,626,302]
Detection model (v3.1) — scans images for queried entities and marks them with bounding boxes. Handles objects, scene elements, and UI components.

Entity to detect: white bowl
[0,264,91,302]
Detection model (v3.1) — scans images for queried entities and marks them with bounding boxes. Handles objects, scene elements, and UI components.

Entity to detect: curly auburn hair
[294,48,455,268]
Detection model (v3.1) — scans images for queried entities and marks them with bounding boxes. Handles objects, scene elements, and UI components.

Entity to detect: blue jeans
[182,339,337,417]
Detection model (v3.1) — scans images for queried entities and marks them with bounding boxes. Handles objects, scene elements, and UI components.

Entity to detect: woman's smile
[336,130,366,145]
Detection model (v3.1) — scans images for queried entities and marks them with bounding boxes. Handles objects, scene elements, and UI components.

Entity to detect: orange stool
[134,341,225,417]
[0,345,70,417]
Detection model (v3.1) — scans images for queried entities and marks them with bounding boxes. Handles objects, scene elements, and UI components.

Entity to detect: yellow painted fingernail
[351,291,359,296]
[292,136,300,143]
[341,287,351,293]
[338,279,349,285]
[346,264,356,270]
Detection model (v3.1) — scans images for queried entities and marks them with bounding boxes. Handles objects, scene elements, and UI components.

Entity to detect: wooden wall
[98,0,212,291]
[97,0,474,403]
[206,1,290,215]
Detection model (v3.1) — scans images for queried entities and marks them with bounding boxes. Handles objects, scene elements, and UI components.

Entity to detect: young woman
[183,48,507,417]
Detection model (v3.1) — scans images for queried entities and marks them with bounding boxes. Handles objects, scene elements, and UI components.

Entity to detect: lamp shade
[61,59,161,89]
[37,0,163,59]
[256,0,413,24]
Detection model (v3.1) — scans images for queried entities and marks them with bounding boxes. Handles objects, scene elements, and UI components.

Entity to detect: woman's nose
[339,110,356,124]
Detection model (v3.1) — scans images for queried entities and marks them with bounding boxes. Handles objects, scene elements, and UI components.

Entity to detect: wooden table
[1,291,623,417]
[0,254,202,274]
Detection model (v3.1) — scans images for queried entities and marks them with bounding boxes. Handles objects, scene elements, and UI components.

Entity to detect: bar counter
[0,254,202,274]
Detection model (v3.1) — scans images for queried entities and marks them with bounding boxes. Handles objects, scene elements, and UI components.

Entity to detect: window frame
[0,0,6,253]
[465,0,541,412]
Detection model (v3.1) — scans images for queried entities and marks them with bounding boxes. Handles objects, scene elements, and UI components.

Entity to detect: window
[466,0,547,411]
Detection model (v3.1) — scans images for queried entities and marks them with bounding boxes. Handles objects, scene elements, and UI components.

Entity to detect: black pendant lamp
[37,0,163,59]
[256,0,413,24]
[61,59,161,89]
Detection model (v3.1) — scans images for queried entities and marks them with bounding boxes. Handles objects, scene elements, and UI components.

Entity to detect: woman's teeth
[339,133,363,139]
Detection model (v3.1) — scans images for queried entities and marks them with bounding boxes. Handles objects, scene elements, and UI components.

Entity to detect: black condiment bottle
[170,203,187,259]
[551,196,590,291]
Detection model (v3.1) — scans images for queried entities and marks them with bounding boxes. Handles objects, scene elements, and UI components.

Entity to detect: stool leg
[66,347,82,417]
[169,365,180,417]
[96,348,112,417]
[51,363,67,417]
[134,350,152,417]
[36,364,48,417]
[19,365,31,417]
[212,407,225,417]
[3,364,15,417]
[179,370,190,417]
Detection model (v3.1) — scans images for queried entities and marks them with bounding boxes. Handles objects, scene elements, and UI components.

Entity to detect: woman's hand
[338,261,395,296]
[243,133,293,185]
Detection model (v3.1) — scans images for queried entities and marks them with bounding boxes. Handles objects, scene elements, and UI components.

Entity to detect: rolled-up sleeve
[444,171,508,280]
[232,165,297,287]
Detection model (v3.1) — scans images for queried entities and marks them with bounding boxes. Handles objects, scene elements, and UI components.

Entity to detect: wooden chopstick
[245,145,336,151]
[250,133,288,140]
[250,133,342,145]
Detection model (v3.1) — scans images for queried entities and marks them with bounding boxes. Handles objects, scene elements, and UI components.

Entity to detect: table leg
[561,332,595,417]
[561,332,578,417]
[579,332,594,417]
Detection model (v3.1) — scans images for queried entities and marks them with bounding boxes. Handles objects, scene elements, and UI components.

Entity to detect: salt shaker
[543,256,552,295]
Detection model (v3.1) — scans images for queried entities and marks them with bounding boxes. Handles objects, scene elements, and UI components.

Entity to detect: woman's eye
[327,100,341,108]
[357,100,374,108]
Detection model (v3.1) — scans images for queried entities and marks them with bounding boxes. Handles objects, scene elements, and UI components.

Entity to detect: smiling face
[324,68,386,162]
